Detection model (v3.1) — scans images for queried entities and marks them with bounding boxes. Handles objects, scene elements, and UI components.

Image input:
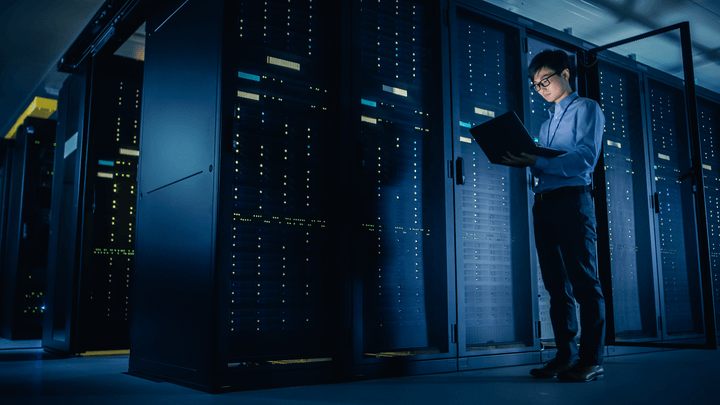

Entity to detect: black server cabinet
[351,0,453,375]
[130,0,345,392]
[698,96,720,333]
[448,4,539,367]
[76,55,142,351]
[43,72,89,353]
[0,117,56,340]
[596,57,708,346]
[647,78,705,342]
[131,0,456,391]
[596,60,660,344]
[43,54,142,355]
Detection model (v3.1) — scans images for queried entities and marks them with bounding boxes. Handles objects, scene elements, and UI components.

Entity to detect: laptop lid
[468,111,565,167]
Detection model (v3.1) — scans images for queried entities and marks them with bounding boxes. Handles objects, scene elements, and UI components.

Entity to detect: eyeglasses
[530,72,558,92]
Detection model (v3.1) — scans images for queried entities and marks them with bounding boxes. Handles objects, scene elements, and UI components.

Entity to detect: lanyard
[547,96,577,148]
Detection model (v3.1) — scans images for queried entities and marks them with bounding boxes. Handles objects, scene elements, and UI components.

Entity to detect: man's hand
[502,151,537,166]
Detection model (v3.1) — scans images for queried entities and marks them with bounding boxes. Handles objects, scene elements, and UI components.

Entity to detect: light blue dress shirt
[531,92,605,194]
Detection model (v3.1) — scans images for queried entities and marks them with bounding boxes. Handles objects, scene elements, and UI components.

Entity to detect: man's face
[532,67,569,104]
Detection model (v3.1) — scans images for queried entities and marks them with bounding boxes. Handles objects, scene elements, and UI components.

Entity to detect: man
[503,50,606,382]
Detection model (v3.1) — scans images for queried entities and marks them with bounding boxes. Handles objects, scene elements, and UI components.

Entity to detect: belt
[534,185,591,203]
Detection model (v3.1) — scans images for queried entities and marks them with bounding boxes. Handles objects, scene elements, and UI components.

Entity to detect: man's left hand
[502,152,537,166]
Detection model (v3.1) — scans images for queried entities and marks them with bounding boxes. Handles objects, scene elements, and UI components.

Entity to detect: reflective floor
[1,339,719,405]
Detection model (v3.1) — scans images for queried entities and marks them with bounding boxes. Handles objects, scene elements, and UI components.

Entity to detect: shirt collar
[549,92,579,114]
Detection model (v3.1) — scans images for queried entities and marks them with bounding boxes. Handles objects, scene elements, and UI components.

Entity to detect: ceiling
[1,0,719,139]
[484,0,720,91]
[1,0,106,138]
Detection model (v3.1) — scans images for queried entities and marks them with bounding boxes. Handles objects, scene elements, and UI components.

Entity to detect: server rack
[586,23,716,349]
[76,54,141,351]
[43,72,88,353]
[447,3,540,369]
[43,54,143,355]
[350,0,454,376]
[697,94,720,333]
[646,78,705,342]
[0,117,56,340]
[130,0,346,392]
[124,0,720,394]
[595,60,660,344]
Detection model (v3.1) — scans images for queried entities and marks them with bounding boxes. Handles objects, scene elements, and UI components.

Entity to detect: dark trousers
[533,190,605,365]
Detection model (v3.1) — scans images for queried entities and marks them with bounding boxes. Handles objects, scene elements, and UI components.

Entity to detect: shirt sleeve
[532,100,605,178]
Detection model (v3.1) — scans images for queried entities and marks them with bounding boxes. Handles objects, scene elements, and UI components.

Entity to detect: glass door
[588,23,715,348]
[646,78,706,344]
[597,60,661,344]
[596,59,710,347]
[698,96,720,336]
[449,5,537,358]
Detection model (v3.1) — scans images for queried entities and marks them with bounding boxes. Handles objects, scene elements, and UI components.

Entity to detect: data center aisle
[1,345,719,405]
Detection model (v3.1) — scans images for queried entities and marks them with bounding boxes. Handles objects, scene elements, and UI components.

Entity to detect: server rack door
[352,0,452,365]
[597,60,660,344]
[582,23,715,348]
[224,0,342,369]
[43,72,89,354]
[525,37,580,346]
[646,78,706,344]
[76,55,142,352]
[449,6,536,358]
[698,96,720,335]
[131,0,223,387]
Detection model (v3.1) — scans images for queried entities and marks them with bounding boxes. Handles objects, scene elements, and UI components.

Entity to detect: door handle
[678,168,694,181]
[653,192,660,214]
[456,157,465,185]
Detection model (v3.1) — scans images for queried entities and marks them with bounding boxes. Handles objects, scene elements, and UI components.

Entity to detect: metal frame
[58,0,147,73]
[583,22,717,350]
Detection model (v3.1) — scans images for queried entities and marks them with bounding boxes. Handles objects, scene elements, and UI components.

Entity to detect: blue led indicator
[99,160,115,167]
[361,99,377,107]
[238,71,261,82]
[459,121,472,128]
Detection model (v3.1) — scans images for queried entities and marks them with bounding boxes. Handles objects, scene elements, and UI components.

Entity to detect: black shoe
[557,363,604,382]
[530,359,577,378]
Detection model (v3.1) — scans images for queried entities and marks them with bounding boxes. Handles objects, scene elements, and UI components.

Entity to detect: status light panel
[231,0,334,361]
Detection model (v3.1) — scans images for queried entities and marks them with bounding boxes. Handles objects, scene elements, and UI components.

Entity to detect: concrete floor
[1,340,719,405]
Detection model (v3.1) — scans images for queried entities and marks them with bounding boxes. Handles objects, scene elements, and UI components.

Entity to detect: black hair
[528,49,574,83]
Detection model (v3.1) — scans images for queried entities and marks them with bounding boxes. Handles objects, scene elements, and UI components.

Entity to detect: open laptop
[469,111,565,167]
